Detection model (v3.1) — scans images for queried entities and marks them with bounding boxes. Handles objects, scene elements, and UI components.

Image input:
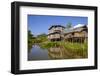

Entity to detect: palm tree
[66,22,73,43]
[66,22,72,29]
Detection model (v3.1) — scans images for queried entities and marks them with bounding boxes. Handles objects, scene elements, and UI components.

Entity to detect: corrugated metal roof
[73,24,85,28]
[64,24,87,34]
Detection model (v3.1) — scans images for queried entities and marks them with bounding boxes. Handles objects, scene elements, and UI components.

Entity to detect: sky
[28,15,88,36]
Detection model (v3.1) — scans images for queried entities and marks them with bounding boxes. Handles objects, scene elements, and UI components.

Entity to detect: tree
[28,30,35,49]
[37,33,47,38]
[66,22,72,29]
[28,30,35,39]
[37,33,47,42]
[28,30,35,44]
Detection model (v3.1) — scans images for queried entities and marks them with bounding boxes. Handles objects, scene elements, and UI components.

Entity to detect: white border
[20,6,95,70]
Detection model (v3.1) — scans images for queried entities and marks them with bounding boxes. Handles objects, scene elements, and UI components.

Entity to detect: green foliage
[63,42,88,57]
[37,33,47,42]
[28,30,35,50]
[66,22,72,28]
[40,41,88,58]
[37,33,47,38]
[28,30,48,48]
[40,41,61,49]
[28,30,35,39]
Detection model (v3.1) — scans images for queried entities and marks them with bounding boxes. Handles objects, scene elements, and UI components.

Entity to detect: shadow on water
[28,44,87,61]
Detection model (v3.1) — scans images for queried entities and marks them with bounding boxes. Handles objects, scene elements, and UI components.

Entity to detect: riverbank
[40,41,88,58]
[28,39,88,58]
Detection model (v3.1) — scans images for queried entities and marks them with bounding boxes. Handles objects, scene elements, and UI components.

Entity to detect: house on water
[48,25,65,41]
[64,24,88,43]
[48,24,88,43]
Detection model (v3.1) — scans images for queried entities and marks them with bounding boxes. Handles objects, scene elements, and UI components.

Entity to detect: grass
[63,42,88,58]
[40,41,61,49]
[40,41,88,58]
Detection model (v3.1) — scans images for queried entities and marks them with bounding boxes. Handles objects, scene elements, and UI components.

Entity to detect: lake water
[28,45,86,61]
[28,45,49,60]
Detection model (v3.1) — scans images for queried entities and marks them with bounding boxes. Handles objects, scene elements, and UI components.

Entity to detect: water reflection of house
[48,25,65,41]
[48,24,88,43]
